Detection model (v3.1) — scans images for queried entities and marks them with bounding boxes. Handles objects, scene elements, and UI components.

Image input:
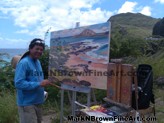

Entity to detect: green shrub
[0,62,15,93]
[0,92,18,123]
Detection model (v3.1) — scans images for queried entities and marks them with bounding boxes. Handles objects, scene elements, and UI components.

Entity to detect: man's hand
[40,79,51,87]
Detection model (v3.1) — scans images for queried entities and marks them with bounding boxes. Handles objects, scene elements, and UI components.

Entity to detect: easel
[60,83,91,123]
[105,61,155,122]
[49,21,111,122]
[59,22,96,122]
[107,60,133,106]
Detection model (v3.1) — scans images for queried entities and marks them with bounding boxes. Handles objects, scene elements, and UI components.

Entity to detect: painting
[49,22,111,89]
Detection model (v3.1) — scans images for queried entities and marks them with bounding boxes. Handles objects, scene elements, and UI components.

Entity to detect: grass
[42,99,60,123]
[128,50,164,78]
[0,92,18,123]
[42,90,73,123]
[128,51,164,123]
[153,85,164,123]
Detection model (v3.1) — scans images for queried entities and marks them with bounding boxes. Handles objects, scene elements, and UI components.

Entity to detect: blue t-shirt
[14,56,44,106]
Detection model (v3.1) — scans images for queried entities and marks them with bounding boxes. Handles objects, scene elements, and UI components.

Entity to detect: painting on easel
[49,22,111,89]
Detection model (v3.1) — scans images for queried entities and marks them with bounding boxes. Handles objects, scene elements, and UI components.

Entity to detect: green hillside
[108,13,163,58]
[108,13,164,123]
[108,12,160,38]
[108,13,164,77]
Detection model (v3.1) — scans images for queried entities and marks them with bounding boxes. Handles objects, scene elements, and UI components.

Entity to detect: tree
[152,18,164,37]
[39,46,49,79]
[110,32,144,58]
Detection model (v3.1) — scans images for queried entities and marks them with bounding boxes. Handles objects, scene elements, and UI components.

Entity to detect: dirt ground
[42,113,55,123]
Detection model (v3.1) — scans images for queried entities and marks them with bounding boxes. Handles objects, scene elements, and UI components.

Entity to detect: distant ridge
[108,12,160,38]
[108,12,159,29]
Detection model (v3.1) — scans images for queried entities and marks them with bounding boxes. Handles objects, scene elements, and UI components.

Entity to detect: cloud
[140,6,151,16]
[0,1,112,48]
[118,1,152,16]
[155,0,164,4]
[118,1,138,13]
[16,29,30,34]
[0,0,113,38]
[69,0,94,9]
[12,6,43,27]
[0,0,110,28]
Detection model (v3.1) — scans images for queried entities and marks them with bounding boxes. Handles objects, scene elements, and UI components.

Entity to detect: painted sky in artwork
[51,22,110,38]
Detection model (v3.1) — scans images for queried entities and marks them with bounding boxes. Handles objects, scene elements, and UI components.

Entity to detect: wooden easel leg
[67,90,72,104]
[60,89,64,123]
[116,63,121,102]
[72,91,76,123]
[134,70,138,110]
[87,90,91,107]
[91,88,97,104]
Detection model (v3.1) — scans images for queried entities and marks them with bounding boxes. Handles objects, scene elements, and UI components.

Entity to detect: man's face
[30,45,44,59]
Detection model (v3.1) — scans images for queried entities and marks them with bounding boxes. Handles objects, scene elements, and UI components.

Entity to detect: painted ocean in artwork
[49,22,110,89]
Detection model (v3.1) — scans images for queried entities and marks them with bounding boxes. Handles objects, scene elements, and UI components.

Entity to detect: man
[14,38,51,123]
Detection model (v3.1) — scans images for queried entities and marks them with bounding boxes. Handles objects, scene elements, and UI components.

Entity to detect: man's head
[12,38,45,66]
[28,38,45,59]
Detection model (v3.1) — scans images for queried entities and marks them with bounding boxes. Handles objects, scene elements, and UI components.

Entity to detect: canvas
[49,22,111,89]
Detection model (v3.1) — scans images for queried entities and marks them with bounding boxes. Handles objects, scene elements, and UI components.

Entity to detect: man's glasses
[32,40,45,44]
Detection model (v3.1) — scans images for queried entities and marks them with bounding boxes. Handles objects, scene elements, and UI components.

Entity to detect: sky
[0,0,163,49]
